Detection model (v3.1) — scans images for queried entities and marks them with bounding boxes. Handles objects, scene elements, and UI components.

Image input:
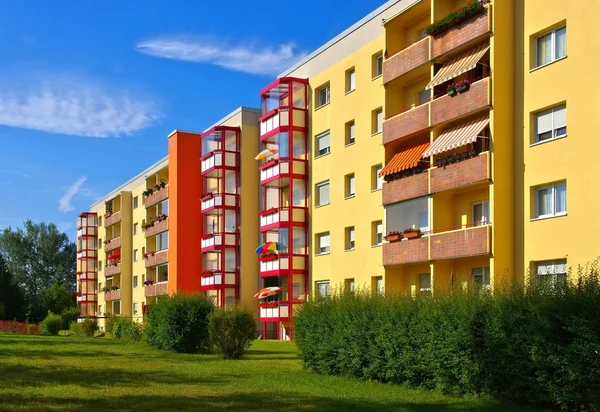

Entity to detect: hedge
[294,271,600,411]
[69,318,97,337]
[209,306,257,359]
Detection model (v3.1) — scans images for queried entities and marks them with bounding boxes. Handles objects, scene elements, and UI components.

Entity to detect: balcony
[260,108,289,138]
[145,250,168,268]
[76,250,97,260]
[259,207,306,232]
[201,233,237,252]
[201,150,238,175]
[104,237,121,252]
[104,289,121,301]
[104,211,121,228]
[144,218,168,238]
[431,7,491,60]
[201,193,238,214]
[430,152,489,193]
[76,226,97,238]
[259,303,290,321]
[430,225,490,261]
[260,255,290,277]
[200,271,237,290]
[105,263,121,276]
[144,282,168,298]
[76,293,97,303]
[144,186,168,208]
[383,37,430,84]
[383,237,428,266]
[430,77,490,126]
[383,103,429,145]
[382,172,428,206]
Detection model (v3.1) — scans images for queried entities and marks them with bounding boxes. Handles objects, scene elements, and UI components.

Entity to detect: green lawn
[0,333,539,412]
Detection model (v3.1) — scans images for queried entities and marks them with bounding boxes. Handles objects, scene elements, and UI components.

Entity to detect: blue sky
[0,0,386,238]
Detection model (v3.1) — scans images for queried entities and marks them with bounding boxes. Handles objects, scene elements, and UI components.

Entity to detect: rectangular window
[418,89,430,105]
[346,121,355,146]
[316,281,330,298]
[374,276,383,295]
[317,84,330,107]
[536,259,567,286]
[157,264,168,283]
[535,182,566,218]
[133,223,138,235]
[385,196,430,233]
[372,108,383,134]
[133,302,138,316]
[535,104,566,143]
[142,246,145,256]
[535,26,566,68]
[133,196,139,209]
[345,173,355,198]
[373,52,383,78]
[472,200,490,226]
[316,181,330,206]
[372,164,383,190]
[133,276,138,288]
[346,68,356,93]
[98,305,102,316]
[113,301,121,316]
[316,131,331,156]
[157,199,169,216]
[98,261,102,271]
[472,267,490,289]
[133,249,139,262]
[373,221,383,246]
[317,232,330,255]
[157,231,169,251]
[98,216,102,226]
[419,273,432,295]
[345,226,355,251]
[345,278,355,293]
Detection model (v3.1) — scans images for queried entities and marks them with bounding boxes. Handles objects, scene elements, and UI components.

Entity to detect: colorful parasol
[255,147,279,160]
[255,242,287,254]
[107,253,120,260]
[254,286,282,299]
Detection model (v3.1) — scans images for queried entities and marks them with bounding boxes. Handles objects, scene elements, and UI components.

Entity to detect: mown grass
[0,333,541,412]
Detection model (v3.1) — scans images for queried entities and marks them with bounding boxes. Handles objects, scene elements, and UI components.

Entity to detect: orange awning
[380,140,430,177]
[422,117,489,158]
[426,43,490,89]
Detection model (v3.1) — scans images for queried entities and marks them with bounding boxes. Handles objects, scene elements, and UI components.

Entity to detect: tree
[42,283,75,315]
[0,254,25,321]
[0,220,76,321]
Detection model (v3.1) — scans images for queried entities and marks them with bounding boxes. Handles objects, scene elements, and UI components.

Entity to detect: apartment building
[77,0,599,338]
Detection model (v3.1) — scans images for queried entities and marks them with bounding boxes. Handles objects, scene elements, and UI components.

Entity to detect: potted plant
[447,84,457,97]
[454,79,471,93]
[143,279,154,287]
[385,231,403,243]
[159,180,167,189]
[425,0,485,36]
[403,227,422,239]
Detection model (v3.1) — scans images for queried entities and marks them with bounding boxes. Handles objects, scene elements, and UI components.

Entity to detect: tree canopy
[0,254,25,321]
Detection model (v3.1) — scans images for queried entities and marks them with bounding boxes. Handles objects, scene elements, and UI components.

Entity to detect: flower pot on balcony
[385,233,402,243]
[447,87,457,97]
[455,83,470,93]
[403,231,422,239]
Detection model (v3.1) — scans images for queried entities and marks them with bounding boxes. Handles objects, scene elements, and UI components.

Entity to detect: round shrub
[209,306,257,360]
[112,317,143,342]
[69,318,97,337]
[144,293,214,353]
[40,312,63,336]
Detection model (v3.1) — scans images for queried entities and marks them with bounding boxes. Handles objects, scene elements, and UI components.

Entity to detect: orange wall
[168,131,203,294]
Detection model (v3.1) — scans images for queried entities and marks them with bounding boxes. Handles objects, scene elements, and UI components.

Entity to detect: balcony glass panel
[293,227,306,255]
[386,196,430,233]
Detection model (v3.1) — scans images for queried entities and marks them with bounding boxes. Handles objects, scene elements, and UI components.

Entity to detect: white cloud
[59,176,87,213]
[136,36,307,76]
[0,76,160,137]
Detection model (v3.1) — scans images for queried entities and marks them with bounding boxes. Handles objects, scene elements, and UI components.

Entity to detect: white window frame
[346,121,355,146]
[347,69,356,93]
[373,109,383,134]
[535,26,566,68]
[534,105,566,143]
[374,53,383,78]
[472,267,491,290]
[346,174,355,198]
[346,227,355,251]
[375,221,383,246]
[133,223,138,235]
[317,233,330,255]
[133,276,138,288]
[535,259,567,286]
[133,196,139,209]
[472,200,490,226]
[347,279,355,293]
[133,249,139,262]
[375,276,383,295]
[133,302,139,316]
[317,84,330,108]
[374,165,383,191]
[316,181,330,207]
[316,281,330,298]
[535,183,567,218]
[316,131,330,157]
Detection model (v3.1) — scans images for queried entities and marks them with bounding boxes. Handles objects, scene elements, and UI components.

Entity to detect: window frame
[372,164,383,191]
[346,68,356,93]
[316,181,330,207]
[316,281,330,298]
[534,26,566,68]
[133,249,139,262]
[419,273,432,293]
[317,232,330,255]
[345,226,355,251]
[315,131,331,157]
[372,108,383,135]
[133,276,139,288]
[534,104,567,144]
[133,196,139,209]
[345,173,355,199]
[535,259,567,286]
[133,223,138,235]
[373,52,383,79]
[345,120,355,146]
[472,200,490,226]
[316,84,330,108]
[373,220,383,246]
[472,267,491,290]
[535,182,567,219]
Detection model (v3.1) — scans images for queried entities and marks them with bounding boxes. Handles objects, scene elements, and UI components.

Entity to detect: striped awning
[422,117,489,158]
[380,140,430,177]
[426,43,490,89]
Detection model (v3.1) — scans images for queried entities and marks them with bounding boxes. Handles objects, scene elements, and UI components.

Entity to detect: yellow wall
[309,35,385,293]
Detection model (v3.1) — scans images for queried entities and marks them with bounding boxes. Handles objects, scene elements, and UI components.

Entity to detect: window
[98,305,102,316]
[346,68,356,93]
[98,261,102,271]
[372,221,383,246]
[133,302,139,316]
[142,246,145,256]
[98,238,102,245]
[418,89,430,105]
[317,232,330,255]
[133,223,139,235]
[472,200,490,226]
[535,26,566,68]
[372,108,383,134]
[316,281,330,298]
[316,181,330,206]
[373,52,383,78]
[133,196,139,209]
[98,216,102,226]
[134,249,139,262]
[317,84,330,107]
[536,259,567,286]
[113,301,121,316]
[374,276,383,295]
[535,182,566,218]
[385,196,430,233]
[345,173,355,198]
[372,164,383,191]
[346,121,355,146]
[535,104,566,143]
[419,273,432,295]
[157,231,169,251]
[472,267,491,289]
[157,199,168,216]
[345,278,355,293]
[133,276,139,288]
[345,226,355,251]
[316,131,330,156]
[157,264,168,283]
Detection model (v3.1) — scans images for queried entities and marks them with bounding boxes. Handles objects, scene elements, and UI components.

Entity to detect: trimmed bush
[144,293,214,353]
[69,318,97,337]
[295,270,600,411]
[40,312,63,336]
[209,306,257,359]
[112,317,143,342]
